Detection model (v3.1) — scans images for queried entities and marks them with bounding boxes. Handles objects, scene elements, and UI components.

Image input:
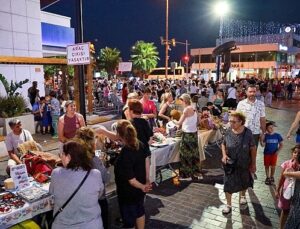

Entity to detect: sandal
[222,205,232,214]
[240,196,247,205]
[265,177,271,185]
[178,176,192,181]
[192,173,203,181]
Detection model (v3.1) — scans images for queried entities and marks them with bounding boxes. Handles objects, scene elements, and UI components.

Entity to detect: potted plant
[0,74,34,135]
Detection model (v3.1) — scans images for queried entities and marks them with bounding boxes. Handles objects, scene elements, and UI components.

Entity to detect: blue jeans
[51,115,59,136]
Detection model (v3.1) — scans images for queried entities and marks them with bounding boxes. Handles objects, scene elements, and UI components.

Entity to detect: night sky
[46,0,300,65]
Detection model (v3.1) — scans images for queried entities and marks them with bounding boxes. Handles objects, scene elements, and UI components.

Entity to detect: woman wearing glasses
[221,111,256,214]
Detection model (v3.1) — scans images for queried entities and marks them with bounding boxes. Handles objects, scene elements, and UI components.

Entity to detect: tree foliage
[0,74,27,117]
[130,41,160,77]
[96,47,121,76]
[0,73,29,97]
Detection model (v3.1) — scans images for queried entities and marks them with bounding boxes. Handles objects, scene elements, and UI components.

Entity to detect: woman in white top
[174,93,201,181]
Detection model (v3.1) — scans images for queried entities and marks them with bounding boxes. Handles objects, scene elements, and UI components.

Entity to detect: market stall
[0,164,53,228]
[149,138,181,183]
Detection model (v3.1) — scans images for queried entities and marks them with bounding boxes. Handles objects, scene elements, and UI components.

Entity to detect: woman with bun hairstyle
[75,127,110,229]
[114,120,152,229]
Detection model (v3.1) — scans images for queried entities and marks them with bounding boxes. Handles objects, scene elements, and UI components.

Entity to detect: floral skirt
[179,132,200,177]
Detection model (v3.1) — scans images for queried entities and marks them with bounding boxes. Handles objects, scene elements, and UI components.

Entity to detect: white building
[0,0,74,97]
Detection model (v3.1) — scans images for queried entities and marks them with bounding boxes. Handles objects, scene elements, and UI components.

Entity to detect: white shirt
[5,129,33,154]
[227,87,236,99]
[236,99,265,135]
[190,85,198,94]
[182,108,198,133]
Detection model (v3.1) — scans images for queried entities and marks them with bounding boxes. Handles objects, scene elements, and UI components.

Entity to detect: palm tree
[97,47,121,77]
[130,41,160,78]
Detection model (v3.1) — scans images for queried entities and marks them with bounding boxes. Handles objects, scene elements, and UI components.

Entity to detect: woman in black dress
[221,111,256,214]
[114,120,152,229]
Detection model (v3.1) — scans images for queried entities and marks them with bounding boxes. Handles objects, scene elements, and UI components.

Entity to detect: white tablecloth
[0,194,53,227]
[0,182,53,228]
[149,138,180,183]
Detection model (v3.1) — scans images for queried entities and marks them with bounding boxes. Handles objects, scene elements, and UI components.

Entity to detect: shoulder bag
[50,170,91,225]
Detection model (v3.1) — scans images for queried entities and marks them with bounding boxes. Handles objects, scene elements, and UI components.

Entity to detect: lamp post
[214,1,229,82]
[165,0,169,79]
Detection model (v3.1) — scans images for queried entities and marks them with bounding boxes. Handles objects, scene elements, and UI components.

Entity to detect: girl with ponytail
[114,120,152,229]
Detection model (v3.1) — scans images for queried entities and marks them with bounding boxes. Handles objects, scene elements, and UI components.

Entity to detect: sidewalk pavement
[0,100,298,229]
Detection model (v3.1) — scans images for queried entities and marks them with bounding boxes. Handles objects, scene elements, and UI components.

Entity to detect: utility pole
[165,0,169,79]
[185,40,188,78]
[75,0,86,120]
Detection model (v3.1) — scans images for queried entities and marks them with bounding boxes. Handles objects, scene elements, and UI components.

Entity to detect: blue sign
[42,22,75,47]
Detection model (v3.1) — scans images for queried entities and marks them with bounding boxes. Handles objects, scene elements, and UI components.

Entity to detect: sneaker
[222,205,232,214]
[52,135,58,139]
[265,177,271,185]
[270,177,275,184]
[240,196,247,205]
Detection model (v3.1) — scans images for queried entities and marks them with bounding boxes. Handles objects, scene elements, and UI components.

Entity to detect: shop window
[200,55,212,63]
[240,53,256,62]
[276,53,287,63]
[257,52,276,61]
[231,53,239,62]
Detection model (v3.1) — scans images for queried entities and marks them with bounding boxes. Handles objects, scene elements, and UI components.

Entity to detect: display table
[0,184,53,228]
[149,138,180,183]
[198,129,222,159]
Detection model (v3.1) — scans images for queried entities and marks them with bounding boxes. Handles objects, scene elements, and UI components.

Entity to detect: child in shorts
[275,145,300,229]
[261,121,283,185]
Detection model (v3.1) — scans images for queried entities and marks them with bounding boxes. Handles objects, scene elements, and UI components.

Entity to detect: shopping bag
[283,178,295,200]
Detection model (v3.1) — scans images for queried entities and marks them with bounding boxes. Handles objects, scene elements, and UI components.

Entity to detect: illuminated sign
[67,43,91,65]
[279,44,288,51]
[42,23,75,48]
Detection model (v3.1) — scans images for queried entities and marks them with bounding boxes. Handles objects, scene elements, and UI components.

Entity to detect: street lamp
[214,1,229,81]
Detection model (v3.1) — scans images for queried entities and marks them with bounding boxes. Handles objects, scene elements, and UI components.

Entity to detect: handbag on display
[283,178,295,200]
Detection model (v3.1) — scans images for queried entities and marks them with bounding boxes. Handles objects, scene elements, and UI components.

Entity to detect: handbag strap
[52,170,91,222]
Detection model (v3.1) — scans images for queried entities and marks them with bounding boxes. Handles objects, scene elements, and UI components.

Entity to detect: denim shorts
[119,199,145,228]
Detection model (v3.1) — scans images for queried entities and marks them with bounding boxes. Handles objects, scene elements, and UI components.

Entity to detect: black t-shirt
[131,118,153,152]
[114,142,150,204]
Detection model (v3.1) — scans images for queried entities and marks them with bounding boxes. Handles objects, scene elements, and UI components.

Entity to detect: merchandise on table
[4,178,15,190]
[0,192,25,214]
[17,185,50,203]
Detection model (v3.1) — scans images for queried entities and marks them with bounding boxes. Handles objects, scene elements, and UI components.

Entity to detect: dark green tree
[96,47,121,77]
[130,41,160,78]
[0,73,29,97]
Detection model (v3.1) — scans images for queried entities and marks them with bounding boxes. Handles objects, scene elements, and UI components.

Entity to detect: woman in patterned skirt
[174,93,201,181]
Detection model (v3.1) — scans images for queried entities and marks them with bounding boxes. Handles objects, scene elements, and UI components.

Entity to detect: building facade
[0,0,74,97]
[191,30,300,81]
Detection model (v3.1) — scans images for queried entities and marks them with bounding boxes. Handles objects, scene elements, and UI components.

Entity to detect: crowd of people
[4,75,300,228]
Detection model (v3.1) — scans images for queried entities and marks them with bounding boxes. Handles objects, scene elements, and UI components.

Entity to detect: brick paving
[0,101,298,229]
[124,106,296,229]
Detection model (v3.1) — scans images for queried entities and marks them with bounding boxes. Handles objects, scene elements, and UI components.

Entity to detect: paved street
[114,104,296,229]
[0,102,298,229]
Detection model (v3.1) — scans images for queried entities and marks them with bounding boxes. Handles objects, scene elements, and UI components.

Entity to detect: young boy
[261,121,283,185]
